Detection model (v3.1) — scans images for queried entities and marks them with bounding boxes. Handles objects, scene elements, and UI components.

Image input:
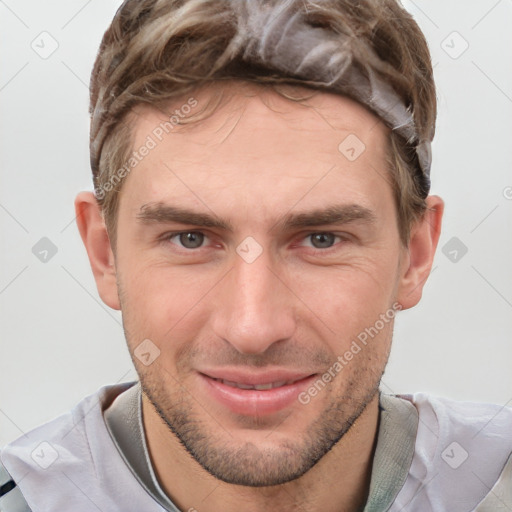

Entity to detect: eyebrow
[136,202,377,232]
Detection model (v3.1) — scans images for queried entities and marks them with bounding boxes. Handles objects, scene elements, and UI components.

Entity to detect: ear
[396,195,444,310]
[74,191,120,310]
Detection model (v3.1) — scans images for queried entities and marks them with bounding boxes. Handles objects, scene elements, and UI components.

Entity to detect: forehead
[136,80,387,146]
[120,81,393,220]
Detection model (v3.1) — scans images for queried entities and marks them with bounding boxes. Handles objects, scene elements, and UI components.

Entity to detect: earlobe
[396,195,444,310]
[74,191,121,310]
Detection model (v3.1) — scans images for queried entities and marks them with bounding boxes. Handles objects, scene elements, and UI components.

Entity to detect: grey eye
[310,233,336,249]
[178,232,205,249]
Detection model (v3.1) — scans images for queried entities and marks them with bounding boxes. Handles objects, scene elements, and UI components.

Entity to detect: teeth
[218,379,293,390]
[267,381,288,389]
[254,383,273,390]
[222,379,254,389]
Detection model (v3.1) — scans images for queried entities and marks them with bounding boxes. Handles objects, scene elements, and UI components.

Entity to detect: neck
[142,393,380,512]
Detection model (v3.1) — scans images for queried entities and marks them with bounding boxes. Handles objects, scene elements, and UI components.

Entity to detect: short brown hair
[89,0,436,247]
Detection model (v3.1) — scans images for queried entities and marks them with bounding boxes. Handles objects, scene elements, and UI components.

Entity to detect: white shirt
[1,382,511,511]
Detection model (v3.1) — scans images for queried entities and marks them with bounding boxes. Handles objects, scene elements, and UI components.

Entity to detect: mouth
[197,370,317,416]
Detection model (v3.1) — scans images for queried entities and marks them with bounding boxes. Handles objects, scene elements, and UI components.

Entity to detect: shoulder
[1,382,134,467]
[405,392,512,474]
[389,392,512,511]
[0,382,144,512]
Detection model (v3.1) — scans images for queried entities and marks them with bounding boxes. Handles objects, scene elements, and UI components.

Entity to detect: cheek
[119,261,214,343]
[290,255,399,335]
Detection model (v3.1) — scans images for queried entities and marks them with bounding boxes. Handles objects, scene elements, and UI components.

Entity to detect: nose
[211,247,296,355]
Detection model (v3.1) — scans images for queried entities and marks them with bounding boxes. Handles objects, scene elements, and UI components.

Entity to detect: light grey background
[1,0,511,447]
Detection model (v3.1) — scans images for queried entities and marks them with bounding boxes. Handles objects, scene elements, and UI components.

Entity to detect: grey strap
[0,458,32,512]
[103,382,179,511]
[363,394,418,512]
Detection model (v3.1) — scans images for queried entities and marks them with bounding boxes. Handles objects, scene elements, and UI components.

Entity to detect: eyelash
[160,230,348,252]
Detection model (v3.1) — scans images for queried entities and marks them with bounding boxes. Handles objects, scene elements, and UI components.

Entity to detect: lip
[197,369,317,416]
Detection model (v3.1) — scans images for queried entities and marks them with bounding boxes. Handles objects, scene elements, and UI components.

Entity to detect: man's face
[114,83,408,486]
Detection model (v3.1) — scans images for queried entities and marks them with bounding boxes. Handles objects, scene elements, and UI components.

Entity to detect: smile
[198,371,317,416]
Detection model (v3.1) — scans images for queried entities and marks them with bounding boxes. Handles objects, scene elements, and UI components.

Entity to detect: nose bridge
[212,248,296,354]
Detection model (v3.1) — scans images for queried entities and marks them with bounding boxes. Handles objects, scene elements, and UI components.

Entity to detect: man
[1,0,511,510]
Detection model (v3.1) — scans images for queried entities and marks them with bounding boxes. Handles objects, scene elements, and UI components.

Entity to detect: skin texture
[76,82,443,512]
